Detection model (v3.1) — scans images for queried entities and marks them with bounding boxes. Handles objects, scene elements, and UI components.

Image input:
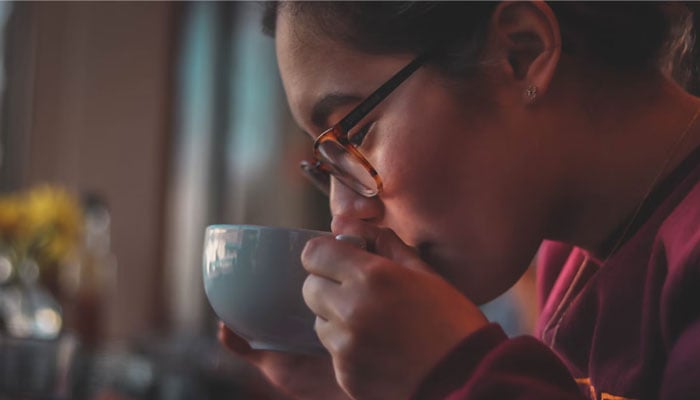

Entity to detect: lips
[416,242,444,273]
[415,241,464,285]
[416,242,432,262]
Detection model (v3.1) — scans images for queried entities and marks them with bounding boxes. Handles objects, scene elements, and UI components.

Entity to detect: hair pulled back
[263,1,700,92]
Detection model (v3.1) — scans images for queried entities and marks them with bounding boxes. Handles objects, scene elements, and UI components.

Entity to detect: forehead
[274,11,410,132]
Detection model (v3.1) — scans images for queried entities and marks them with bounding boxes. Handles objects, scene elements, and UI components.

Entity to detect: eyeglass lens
[313,141,379,196]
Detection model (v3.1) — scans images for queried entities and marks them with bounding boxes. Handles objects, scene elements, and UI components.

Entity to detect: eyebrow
[310,93,363,131]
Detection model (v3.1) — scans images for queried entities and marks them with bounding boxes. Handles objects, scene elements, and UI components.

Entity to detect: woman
[220,2,700,399]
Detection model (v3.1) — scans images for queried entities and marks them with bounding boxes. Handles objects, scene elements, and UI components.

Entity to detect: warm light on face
[300,54,428,197]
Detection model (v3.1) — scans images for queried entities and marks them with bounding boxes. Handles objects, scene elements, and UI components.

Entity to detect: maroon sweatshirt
[414,145,700,400]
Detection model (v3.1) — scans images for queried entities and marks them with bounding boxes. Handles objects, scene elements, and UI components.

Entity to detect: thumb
[218,322,263,362]
[373,228,432,273]
[331,216,432,273]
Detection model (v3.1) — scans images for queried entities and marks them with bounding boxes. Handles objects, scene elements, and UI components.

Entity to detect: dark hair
[262,1,699,90]
[263,2,497,77]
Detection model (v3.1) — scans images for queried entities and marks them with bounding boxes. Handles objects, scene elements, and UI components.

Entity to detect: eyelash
[348,123,373,147]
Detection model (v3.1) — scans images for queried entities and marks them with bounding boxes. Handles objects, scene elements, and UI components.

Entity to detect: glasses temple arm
[338,53,429,132]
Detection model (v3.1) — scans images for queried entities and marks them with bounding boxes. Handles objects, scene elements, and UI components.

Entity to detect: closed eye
[348,123,373,147]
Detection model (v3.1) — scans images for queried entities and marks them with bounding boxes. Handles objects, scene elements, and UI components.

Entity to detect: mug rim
[205,224,330,236]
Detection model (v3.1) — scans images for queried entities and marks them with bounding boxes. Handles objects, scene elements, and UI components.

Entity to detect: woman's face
[275,13,554,303]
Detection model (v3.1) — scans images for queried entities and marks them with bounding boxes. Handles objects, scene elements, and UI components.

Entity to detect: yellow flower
[0,194,23,239]
[20,185,83,264]
[0,184,84,268]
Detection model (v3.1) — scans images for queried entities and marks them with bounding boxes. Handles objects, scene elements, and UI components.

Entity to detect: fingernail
[335,234,367,250]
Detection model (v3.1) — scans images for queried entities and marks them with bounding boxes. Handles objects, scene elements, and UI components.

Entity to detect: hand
[218,323,351,400]
[302,217,488,400]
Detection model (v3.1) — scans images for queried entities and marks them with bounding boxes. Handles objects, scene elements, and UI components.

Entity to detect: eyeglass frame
[300,52,429,197]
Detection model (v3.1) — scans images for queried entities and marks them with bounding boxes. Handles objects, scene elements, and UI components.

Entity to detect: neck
[545,70,700,258]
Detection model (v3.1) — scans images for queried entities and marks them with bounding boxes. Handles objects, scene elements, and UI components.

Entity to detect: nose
[329,177,383,221]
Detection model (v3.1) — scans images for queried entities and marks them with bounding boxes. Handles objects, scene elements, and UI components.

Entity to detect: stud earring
[525,85,538,102]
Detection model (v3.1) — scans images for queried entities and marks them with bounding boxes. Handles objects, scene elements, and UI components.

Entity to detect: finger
[303,273,345,321]
[217,322,250,352]
[218,323,272,364]
[333,216,427,272]
[302,235,374,282]
[331,216,382,251]
[313,316,348,356]
[373,228,429,273]
[335,234,367,250]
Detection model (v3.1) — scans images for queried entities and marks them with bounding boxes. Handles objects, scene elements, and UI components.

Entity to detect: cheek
[375,112,540,245]
[368,74,540,237]
[375,102,491,218]
[373,122,469,243]
[373,92,473,207]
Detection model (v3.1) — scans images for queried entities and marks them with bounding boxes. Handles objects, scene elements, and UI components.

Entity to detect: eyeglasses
[300,53,428,197]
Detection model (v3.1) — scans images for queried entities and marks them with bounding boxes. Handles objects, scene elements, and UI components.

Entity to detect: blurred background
[0,2,536,399]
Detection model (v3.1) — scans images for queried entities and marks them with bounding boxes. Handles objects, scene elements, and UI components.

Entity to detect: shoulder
[658,179,700,271]
[536,240,575,308]
[656,180,700,344]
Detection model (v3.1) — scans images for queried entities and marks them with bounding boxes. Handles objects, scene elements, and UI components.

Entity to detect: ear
[487,1,561,103]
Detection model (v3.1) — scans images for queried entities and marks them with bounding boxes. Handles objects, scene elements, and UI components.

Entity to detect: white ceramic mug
[202,224,331,354]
